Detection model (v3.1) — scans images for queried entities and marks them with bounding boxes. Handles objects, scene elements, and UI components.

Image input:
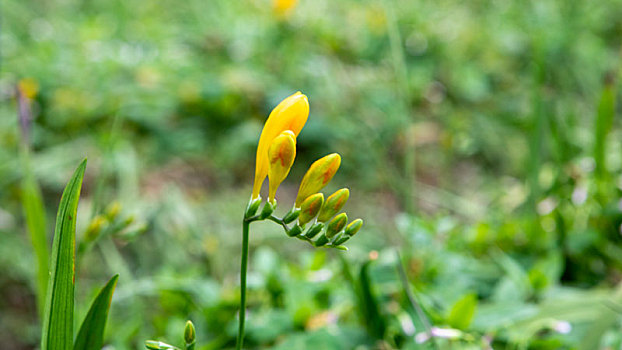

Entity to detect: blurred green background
[2,0,622,348]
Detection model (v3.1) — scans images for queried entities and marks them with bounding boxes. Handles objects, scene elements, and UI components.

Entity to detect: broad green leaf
[74,274,119,350]
[41,159,87,350]
[447,293,477,330]
[21,154,49,318]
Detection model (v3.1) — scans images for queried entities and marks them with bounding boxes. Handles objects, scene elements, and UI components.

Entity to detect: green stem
[236,220,250,350]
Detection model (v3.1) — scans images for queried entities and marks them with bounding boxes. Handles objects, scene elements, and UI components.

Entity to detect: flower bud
[314,234,329,247]
[105,201,122,221]
[84,215,107,242]
[268,130,296,201]
[304,222,324,239]
[332,233,350,246]
[184,320,196,348]
[287,224,303,237]
[318,188,349,222]
[298,193,324,226]
[295,153,341,207]
[345,218,363,236]
[325,213,347,239]
[259,200,276,220]
[252,92,309,199]
[245,196,262,218]
[282,207,300,224]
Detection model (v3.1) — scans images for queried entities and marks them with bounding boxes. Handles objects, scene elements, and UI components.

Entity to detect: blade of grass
[17,81,49,319]
[41,159,87,350]
[74,274,119,350]
[594,75,616,181]
[21,153,49,318]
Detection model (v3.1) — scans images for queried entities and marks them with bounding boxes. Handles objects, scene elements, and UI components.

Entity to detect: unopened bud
[184,320,196,348]
[318,188,349,222]
[85,215,107,242]
[268,130,297,202]
[295,153,341,207]
[259,200,276,219]
[326,213,347,239]
[282,207,300,224]
[345,219,363,236]
[332,233,350,246]
[105,201,122,221]
[298,193,324,226]
[245,196,262,218]
[287,224,303,237]
[304,222,324,239]
[314,234,329,247]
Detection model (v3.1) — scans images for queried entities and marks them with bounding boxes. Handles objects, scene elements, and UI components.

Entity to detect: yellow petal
[252,92,309,199]
[295,153,341,207]
[268,130,297,202]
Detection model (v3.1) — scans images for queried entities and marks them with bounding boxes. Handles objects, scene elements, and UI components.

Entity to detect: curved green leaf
[41,159,87,350]
[74,274,119,350]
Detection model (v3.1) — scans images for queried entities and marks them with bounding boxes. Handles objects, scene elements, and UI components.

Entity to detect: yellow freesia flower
[295,153,341,207]
[273,0,298,15]
[252,92,309,199]
[268,130,297,202]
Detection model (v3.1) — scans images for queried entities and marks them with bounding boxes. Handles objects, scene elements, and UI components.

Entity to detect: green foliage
[20,153,49,318]
[447,294,478,330]
[41,159,86,350]
[74,274,119,350]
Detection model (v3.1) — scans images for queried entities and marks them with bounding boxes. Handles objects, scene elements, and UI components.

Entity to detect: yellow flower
[252,92,309,199]
[268,130,297,202]
[295,153,341,207]
[273,0,298,15]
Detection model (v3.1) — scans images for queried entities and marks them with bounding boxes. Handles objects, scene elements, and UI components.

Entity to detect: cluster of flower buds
[245,92,362,250]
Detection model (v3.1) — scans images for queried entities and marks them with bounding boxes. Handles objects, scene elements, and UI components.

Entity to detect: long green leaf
[41,159,87,350]
[21,153,49,318]
[594,80,616,180]
[74,274,119,350]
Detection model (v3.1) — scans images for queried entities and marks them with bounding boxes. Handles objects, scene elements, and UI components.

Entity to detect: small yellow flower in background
[298,193,324,226]
[295,153,341,207]
[18,78,39,100]
[253,92,309,199]
[273,0,298,15]
[318,188,349,222]
[267,130,297,202]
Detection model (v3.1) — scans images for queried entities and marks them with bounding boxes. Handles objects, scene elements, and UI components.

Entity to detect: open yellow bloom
[268,130,297,202]
[295,153,341,207]
[252,92,309,199]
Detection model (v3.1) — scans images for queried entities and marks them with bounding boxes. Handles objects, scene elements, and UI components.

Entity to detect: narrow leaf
[41,159,87,350]
[74,274,119,350]
[594,80,616,180]
[21,154,49,318]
